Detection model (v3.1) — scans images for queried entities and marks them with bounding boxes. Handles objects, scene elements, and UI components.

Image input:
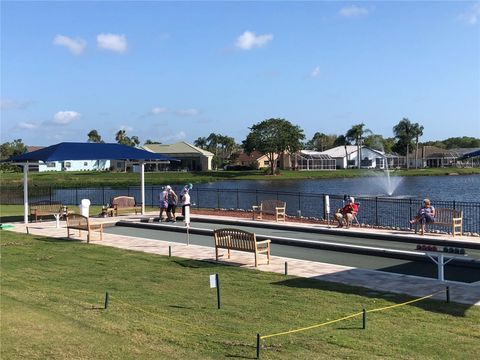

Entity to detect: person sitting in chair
[410,198,435,235]
[334,196,358,228]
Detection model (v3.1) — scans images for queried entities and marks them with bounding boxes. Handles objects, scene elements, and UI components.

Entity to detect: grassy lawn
[1,231,479,359]
[1,167,479,187]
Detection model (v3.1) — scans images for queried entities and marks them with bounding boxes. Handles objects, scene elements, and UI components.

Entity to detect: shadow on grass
[34,236,82,244]
[272,276,474,317]
[0,215,23,223]
[173,259,219,268]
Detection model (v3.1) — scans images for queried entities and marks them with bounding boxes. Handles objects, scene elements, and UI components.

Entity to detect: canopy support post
[23,163,29,225]
[140,161,145,215]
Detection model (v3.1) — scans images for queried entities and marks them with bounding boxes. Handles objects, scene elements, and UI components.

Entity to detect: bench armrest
[275,206,285,210]
[256,239,271,245]
[252,205,261,211]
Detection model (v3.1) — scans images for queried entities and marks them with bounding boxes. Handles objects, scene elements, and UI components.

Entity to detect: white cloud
[176,108,200,116]
[53,35,87,55]
[235,31,273,50]
[53,111,81,125]
[151,107,168,115]
[160,131,186,143]
[97,33,128,53]
[18,121,39,129]
[339,5,369,18]
[457,3,480,25]
[1,99,31,110]
[310,66,321,78]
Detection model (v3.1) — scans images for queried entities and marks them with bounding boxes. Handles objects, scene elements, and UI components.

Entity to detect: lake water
[198,174,480,202]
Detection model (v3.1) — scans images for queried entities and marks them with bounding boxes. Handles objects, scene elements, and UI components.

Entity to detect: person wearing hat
[410,198,436,235]
[180,183,193,217]
[334,196,358,228]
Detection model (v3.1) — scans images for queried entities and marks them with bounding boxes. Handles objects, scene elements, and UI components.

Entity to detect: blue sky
[1,1,479,146]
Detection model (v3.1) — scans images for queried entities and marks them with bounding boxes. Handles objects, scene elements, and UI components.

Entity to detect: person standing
[166,185,178,223]
[158,186,168,222]
[180,183,193,217]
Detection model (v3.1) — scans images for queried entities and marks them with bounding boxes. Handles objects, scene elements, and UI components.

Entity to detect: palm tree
[393,118,415,169]
[115,130,127,144]
[412,123,424,169]
[346,123,372,169]
[194,137,208,149]
[87,129,102,143]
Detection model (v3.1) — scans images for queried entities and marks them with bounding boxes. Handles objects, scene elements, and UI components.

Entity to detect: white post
[438,253,444,282]
[140,161,145,215]
[23,163,29,225]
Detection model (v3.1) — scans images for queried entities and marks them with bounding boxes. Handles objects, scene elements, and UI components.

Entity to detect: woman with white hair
[410,198,435,235]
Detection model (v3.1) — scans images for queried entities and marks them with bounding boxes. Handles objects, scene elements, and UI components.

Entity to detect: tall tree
[305,132,336,151]
[194,137,208,149]
[0,139,27,171]
[115,130,140,147]
[412,123,424,169]
[346,123,372,169]
[87,129,103,143]
[393,118,416,169]
[243,118,305,175]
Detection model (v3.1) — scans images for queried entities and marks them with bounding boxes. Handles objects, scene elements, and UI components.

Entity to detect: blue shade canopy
[462,149,480,159]
[7,142,179,162]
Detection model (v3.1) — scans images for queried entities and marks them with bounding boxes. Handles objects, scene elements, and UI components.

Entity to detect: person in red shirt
[334,197,358,228]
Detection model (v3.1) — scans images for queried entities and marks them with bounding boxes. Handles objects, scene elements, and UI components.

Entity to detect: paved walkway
[6,213,480,306]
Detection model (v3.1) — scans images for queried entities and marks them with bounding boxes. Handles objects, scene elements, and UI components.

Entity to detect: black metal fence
[2,185,480,234]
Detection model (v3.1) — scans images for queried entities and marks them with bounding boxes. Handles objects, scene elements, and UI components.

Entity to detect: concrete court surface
[4,212,480,306]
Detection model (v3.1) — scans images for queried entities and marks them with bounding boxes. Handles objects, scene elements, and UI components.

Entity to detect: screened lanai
[294,150,336,170]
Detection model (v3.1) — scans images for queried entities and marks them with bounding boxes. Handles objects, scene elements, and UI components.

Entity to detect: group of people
[159,183,192,222]
[334,195,435,233]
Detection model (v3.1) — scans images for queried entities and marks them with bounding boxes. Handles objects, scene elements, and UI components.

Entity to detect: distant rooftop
[143,141,214,156]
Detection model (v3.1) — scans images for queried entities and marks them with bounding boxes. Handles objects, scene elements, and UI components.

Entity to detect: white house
[25,147,111,172]
[320,145,387,169]
[39,159,110,172]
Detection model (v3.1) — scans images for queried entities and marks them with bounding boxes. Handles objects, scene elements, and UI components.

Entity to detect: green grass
[1,231,479,359]
[1,167,479,187]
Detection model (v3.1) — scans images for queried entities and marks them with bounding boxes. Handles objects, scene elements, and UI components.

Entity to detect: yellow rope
[261,312,363,339]
[366,290,445,313]
[260,289,445,340]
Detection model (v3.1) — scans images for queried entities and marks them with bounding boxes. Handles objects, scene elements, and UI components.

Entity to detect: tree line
[1,120,479,173]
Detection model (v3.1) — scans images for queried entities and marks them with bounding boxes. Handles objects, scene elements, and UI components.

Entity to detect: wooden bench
[30,201,69,222]
[415,208,463,237]
[106,196,142,216]
[66,214,103,243]
[252,200,286,222]
[213,228,271,267]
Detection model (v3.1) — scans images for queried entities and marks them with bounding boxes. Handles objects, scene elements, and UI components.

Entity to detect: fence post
[151,186,154,207]
[298,192,301,213]
[237,188,239,209]
[453,200,456,210]
[217,189,220,210]
[323,195,326,220]
[375,197,378,226]
[102,186,105,205]
[409,199,413,230]
[196,187,200,209]
[256,334,261,359]
[75,187,78,205]
[362,308,367,329]
[255,190,258,205]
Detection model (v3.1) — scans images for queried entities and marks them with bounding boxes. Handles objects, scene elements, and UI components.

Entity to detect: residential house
[25,146,110,172]
[233,150,278,169]
[408,146,480,168]
[320,145,389,169]
[142,141,213,171]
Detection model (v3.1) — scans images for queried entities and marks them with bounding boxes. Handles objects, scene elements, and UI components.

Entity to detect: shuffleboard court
[105,221,480,283]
